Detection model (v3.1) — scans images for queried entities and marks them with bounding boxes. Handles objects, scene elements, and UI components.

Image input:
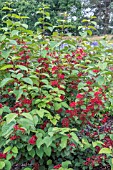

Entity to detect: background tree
[0,0,82,34]
[0,0,113,35]
[82,0,113,34]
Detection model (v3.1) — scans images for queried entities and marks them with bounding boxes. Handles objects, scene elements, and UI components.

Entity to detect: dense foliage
[0,5,113,170]
[0,0,82,34]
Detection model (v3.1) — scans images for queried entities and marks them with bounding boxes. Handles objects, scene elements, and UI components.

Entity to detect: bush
[0,11,113,170]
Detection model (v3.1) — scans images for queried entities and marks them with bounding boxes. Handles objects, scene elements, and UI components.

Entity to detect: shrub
[0,10,113,170]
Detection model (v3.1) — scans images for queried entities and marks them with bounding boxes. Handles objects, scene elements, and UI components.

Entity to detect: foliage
[0,0,82,34]
[1,0,113,35]
[0,5,113,170]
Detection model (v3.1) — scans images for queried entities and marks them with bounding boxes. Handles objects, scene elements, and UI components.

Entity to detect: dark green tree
[0,0,82,34]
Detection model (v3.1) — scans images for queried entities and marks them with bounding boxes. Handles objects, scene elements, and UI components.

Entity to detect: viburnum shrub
[0,7,113,170]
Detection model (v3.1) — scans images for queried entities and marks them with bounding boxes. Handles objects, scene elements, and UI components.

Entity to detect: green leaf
[108,158,113,170]
[14,89,23,101]
[96,76,105,85]
[43,145,51,156]
[41,73,50,78]
[36,148,44,159]
[54,114,60,120]
[1,27,8,31]
[33,115,39,126]
[2,7,12,11]
[27,145,33,151]
[54,97,62,102]
[21,24,28,29]
[34,22,41,27]
[54,103,61,110]
[22,78,33,85]
[12,146,18,154]
[37,109,49,118]
[1,50,10,59]
[61,102,69,108]
[6,154,12,161]
[26,30,33,35]
[62,161,71,168]
[78,82,85,90]
[24,168,32,170]
[87,30,92,36]
[47,27,53,32]
[50,118,57,125]
[92,141,103,147]
[21,16,29,19]
[5,113,18,124]
[78,26,83,30]
[16,65,28,72]
[0,108,3,115]
[47,159,52,165]
[0,65,13,70]
[4,160,11,170]
[16,73,23,80]
[88,25,96,30]
[82,19,89,22]
[98,62,107,70]
[99,148,112,154]
[29,149,35,157]
[0,35,6,41]
[79,31,87,37]
[70,132,82,146]
[11,30,19,36]
[81,105,86,110]
[110,134,113,140]
[41,79,49,85]
[99,134,106,140]
[0,161,5,169]
[37,110,44,118]
[9,40,17,45]
[36,138,43,149]
[2,121,15,137]
[11,14,20,18]
[0,78,13,87]
[59,168,64,170]
[60,136,68,149]
[21,113,33,121]
[91,21,97,26]
[43,136,52,147]
[4,146,11,153]
[3,106,11,113]
[18,118,35,130]
[52,32,58,36]
[82,138,91,149]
